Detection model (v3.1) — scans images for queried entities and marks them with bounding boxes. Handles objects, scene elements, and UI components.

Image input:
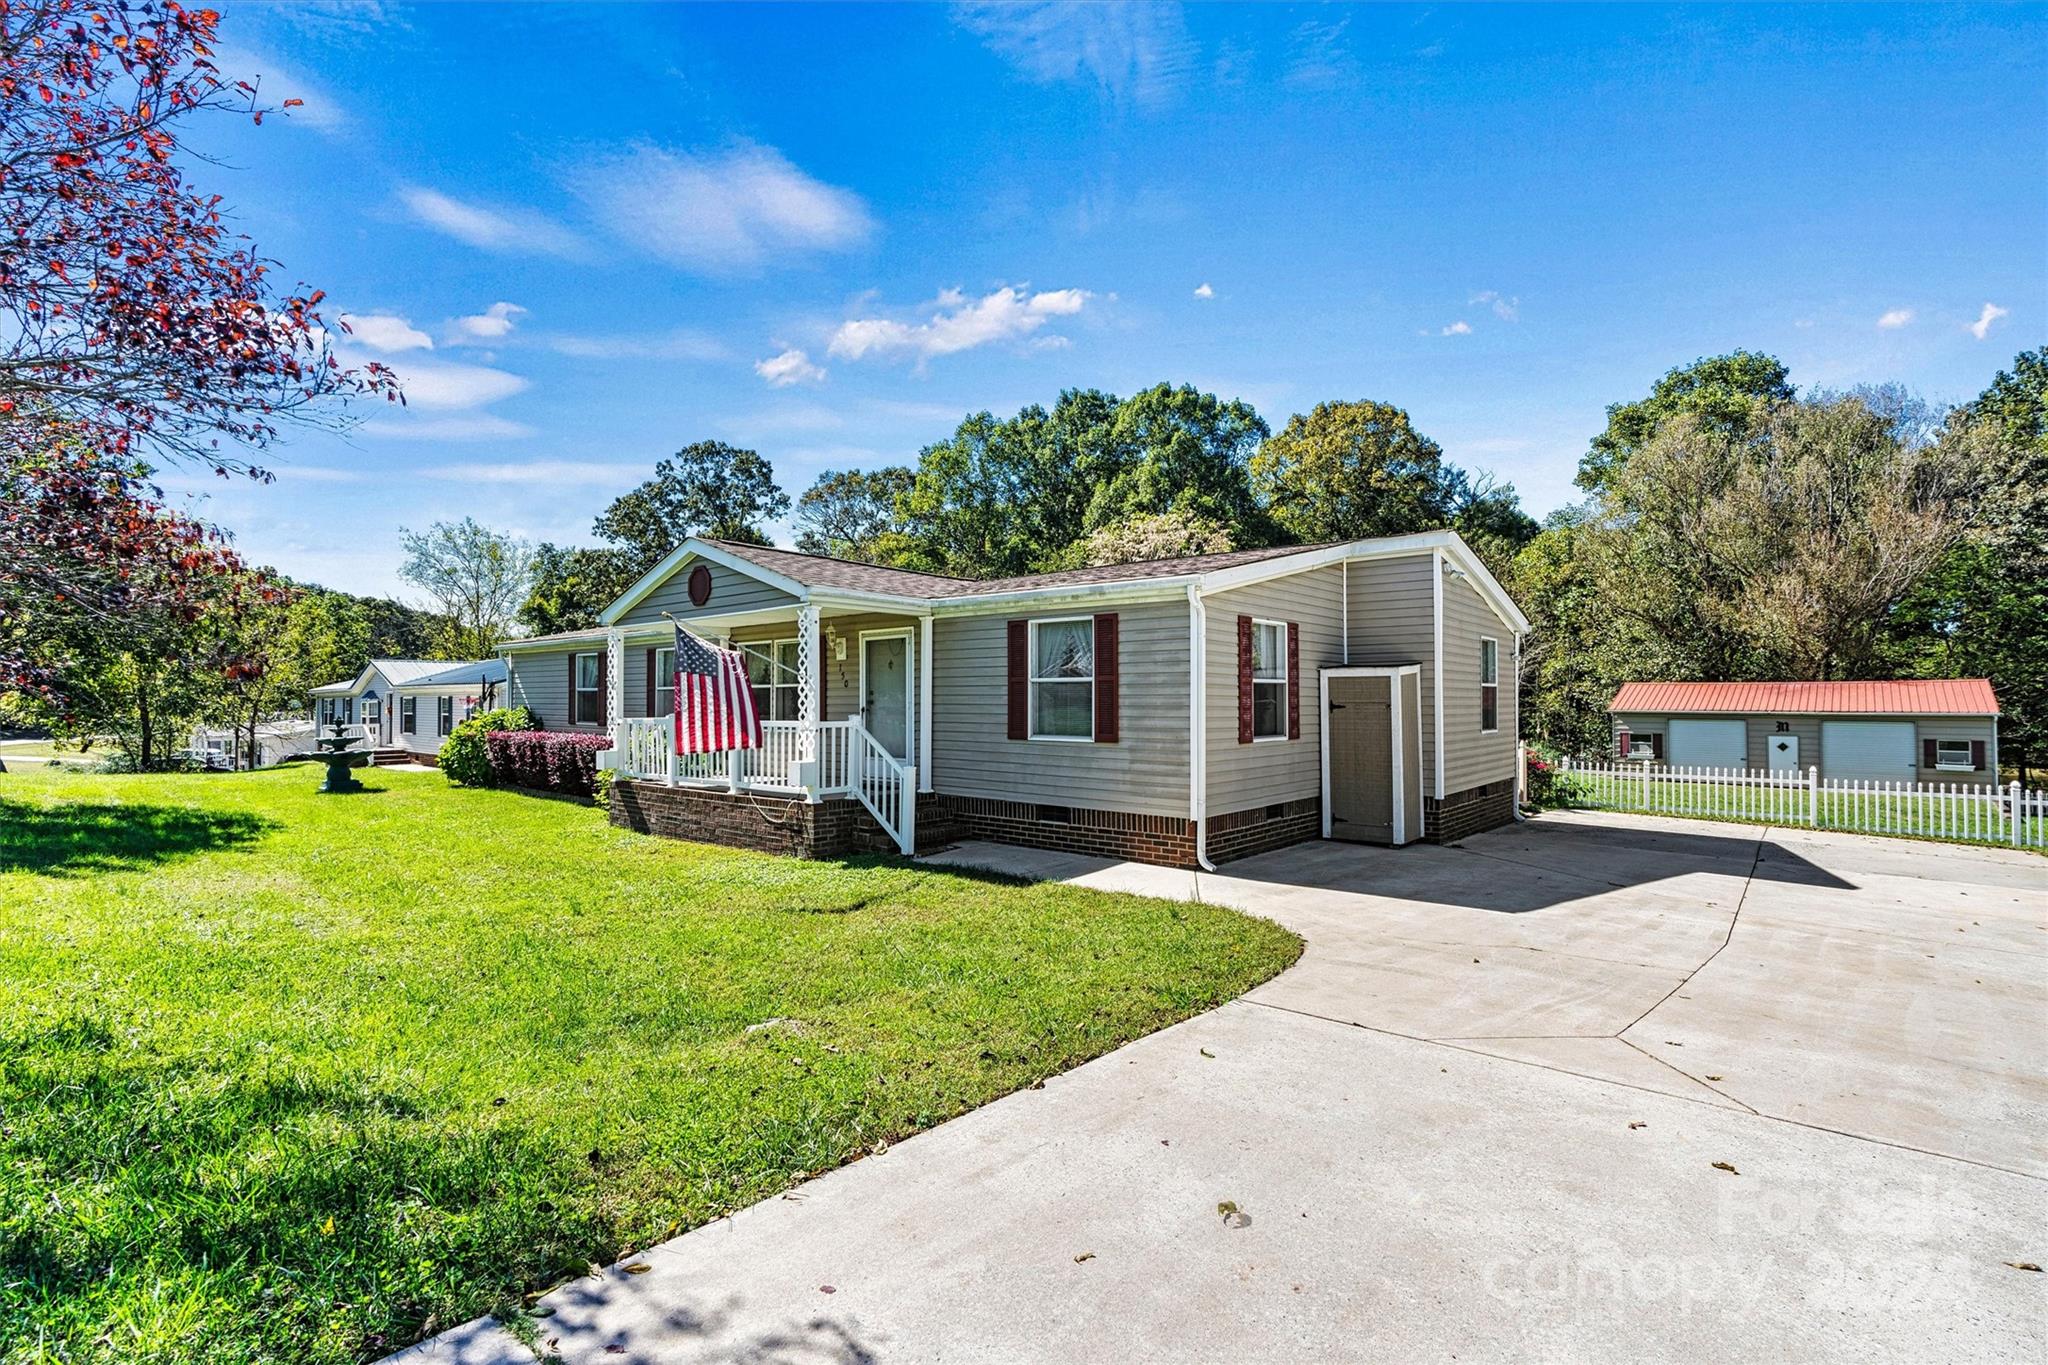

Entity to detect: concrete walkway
[397,812,2048,1364]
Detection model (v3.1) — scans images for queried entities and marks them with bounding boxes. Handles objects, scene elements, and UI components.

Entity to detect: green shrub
[439,706,535,787]
[591,766,617,813]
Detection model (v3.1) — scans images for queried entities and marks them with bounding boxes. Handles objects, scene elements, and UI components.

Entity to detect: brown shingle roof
[704,538,1345,599]
[1609,679,2000,716]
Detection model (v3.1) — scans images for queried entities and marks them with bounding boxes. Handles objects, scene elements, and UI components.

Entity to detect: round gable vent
[687,564,713,606]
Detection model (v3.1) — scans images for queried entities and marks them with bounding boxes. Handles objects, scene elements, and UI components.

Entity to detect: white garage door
[1821,721,1916,781]
[1668,719,1747,769]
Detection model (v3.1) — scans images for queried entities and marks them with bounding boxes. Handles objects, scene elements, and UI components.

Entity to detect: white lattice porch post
[605,628,625,747]
[918,614,934,793]
[797,603,822,788]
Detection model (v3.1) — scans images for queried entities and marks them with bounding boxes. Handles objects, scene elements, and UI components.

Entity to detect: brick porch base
[608,778,897,859]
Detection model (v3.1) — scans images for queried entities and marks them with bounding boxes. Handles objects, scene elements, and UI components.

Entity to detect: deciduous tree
[1576,350,1792,494]
[396,518,532,659]
[794,466,914,562]
[592,441,788,562]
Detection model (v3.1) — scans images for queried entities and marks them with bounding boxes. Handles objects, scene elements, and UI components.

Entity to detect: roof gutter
[1187,584,1216,874]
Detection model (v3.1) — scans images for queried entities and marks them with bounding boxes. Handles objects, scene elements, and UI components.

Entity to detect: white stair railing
[847,716,917,854]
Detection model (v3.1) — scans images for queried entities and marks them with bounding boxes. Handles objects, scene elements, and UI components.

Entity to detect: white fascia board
[599,538,812,627]
[1195,530,1530,633]
[498,632,610,654]
[808,590,938,614]
[930,582,1189,616]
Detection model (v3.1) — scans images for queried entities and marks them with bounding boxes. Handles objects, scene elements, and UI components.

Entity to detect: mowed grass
[0,767,1299,1364]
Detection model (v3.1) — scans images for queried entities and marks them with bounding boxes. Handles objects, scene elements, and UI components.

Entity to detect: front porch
[596,602,929,854]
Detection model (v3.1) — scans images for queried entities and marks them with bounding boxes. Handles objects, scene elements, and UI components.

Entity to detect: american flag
[672,622,762,754]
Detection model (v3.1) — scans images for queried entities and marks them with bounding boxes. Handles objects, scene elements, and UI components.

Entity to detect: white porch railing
[1554,758,2046,849]
[847,718,915,855]
[610,716,917,853]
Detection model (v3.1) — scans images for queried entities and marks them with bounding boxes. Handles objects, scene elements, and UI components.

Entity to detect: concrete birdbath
[310,731,368,794]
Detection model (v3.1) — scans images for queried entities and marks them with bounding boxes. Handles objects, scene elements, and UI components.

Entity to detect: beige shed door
[1328,675,1395,844]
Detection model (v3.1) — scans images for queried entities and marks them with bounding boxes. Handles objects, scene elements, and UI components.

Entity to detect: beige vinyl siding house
[497,531,1528,867]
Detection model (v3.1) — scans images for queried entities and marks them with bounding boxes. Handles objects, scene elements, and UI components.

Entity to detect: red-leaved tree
[0,1,397,715]
[0,0,400,473]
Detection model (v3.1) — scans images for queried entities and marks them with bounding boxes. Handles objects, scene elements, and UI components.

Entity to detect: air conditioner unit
[788,759,819,789]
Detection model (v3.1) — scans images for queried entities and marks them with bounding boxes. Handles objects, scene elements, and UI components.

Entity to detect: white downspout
[1188,584,1217,872]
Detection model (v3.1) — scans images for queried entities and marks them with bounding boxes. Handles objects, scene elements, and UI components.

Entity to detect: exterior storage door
[1327,674,1396,845]
[1667,718,1747,769]
[1820,721,1915,781]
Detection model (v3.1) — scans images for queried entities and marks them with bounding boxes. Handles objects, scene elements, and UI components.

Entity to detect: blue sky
[170,2,2046,598]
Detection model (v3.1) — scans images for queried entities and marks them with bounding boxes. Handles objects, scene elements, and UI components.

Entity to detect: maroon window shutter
[596,650,608,727]
[1007,620,1028,740]
[1094,613,1120,743]
[566,653,576,727]
[1970,739,1986,770]
[1616,726,1633,758]
[644,647,656,717]
[1236,615,1254,744]
[819,648,828,722]
[1922,738,1938,769]
[1649,732,1663,760]
[1286,622,1301,740]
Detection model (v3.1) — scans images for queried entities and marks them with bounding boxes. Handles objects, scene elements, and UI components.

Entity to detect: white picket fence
[1554,757,2046,850]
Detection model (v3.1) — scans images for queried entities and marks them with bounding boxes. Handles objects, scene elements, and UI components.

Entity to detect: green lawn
[0,767,1299,1365]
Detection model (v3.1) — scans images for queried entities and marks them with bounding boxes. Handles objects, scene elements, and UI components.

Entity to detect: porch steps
[367,747,414,766]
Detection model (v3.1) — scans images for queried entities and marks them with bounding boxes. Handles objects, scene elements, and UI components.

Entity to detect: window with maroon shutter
[1648,732,1663,760]
[1247,618,1287,739]
[1932,738,1977,771]
[644,647,656,717]
[1236,615,1254,744]
[1007,620,1028,740]
[1286,622,1300,740]
[1093,613,1119,743]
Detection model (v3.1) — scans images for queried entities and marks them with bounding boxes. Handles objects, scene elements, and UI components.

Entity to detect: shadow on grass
[0,796,274,876]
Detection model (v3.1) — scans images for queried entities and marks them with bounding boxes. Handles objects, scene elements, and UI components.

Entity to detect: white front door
[1766,732,1800,772]
[861,633,912,761]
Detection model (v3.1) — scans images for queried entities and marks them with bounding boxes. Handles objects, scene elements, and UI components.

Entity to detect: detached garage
[1608,679,2001,787]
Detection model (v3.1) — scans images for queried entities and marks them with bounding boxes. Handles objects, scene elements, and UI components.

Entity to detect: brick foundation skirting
[609,779,896,859]
[918,793,1322,869]
[1424,777,1517,844]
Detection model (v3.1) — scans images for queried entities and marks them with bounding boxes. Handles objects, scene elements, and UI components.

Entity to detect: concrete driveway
[400,811,2048,1364]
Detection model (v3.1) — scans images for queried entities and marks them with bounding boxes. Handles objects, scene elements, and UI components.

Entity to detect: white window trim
[1028,616,1096,742]
[399,696,417,735]
[1250,617,1289,742]
[738,637,801,721]
[1933,739,1974,771]
[1479,635,1500,734]
[573,651,601,726]
[436,695,454,735]
[653,645,676,718]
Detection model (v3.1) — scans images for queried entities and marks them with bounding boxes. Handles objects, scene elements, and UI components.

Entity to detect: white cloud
[1470,290,1519,322]
[216,46,348,133]
[573,143,872,273]
[1440,320,1473,336]
[1876,308,1914,330]
[1968,302,2009,340]
[341,313,433,353]
[450,302,526,343]
[383,359,529,411]
[1193,282,1214,299]
[828,286,1092,365]
[273,464,366,483]
[421,459,647,484]
[954,1,1198,108]
[755,348,827,387]
[1285,17,1361,91]
[546,330,730,362]
[397,186,584,258]
[362,415,538,442]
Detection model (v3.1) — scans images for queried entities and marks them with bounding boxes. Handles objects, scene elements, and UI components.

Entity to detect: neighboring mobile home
[495,531,1528,866]
[1606,679,2000,785]
[308,658,505,764]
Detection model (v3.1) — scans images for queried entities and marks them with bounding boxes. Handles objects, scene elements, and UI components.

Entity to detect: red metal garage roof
[1608,679,1999,716]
